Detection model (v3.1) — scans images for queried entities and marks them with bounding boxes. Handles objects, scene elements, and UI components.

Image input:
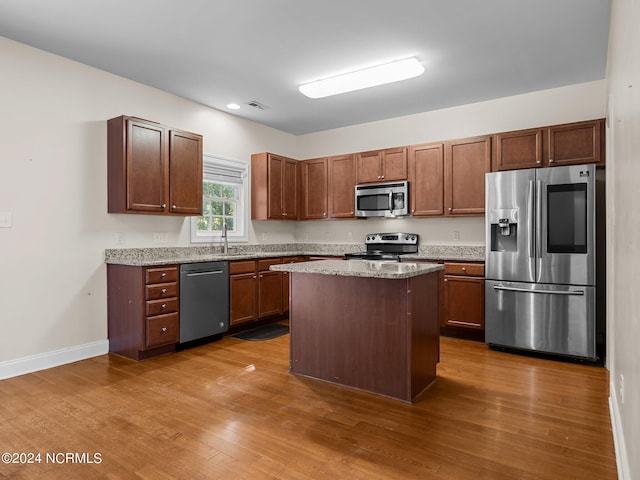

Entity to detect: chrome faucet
[222,218,229,255]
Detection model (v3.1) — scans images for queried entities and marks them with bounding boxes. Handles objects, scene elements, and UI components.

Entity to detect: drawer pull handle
[161,327,167,333]
[161,272,167,277]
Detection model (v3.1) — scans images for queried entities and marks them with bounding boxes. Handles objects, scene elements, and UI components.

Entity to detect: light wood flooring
[0,333,617,479]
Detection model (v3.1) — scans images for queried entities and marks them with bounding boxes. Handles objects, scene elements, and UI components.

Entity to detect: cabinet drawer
[146,282,178,300]
[444,263,484,277]
[146,266,178,285]
[258,258,283,271]
[145,312,179,348]
[146,298,178,317]
[229,260,256,275]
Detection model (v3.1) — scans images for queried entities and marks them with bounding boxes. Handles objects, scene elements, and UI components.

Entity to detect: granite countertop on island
[271,259,443,280]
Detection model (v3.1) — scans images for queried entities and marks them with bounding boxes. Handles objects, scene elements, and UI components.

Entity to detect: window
[190,155,248,243]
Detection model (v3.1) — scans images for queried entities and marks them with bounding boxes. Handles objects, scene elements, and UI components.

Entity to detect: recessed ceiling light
[226,103,241,110]
[298,57,425,99]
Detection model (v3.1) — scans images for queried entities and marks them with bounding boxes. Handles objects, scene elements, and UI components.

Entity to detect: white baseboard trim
[609,383,631,480]
[0,340,109,380]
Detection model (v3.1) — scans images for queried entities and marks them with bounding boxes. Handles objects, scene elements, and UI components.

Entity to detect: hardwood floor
[0,335,617,479]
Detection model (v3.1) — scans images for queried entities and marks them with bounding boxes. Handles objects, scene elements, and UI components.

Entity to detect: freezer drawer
[485,280,596,360]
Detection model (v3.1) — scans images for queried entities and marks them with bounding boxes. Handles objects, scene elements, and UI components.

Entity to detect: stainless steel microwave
[354,181,409,217]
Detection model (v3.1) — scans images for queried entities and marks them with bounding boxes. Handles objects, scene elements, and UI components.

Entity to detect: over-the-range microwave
[354,181,409,218]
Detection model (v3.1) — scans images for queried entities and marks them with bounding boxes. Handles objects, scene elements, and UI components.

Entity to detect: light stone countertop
[270,259,443,279]
[104,243,485,266]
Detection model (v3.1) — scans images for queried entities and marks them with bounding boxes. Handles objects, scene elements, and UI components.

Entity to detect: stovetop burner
[344,232,419,261]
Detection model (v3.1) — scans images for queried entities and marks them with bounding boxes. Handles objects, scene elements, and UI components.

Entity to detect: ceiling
[0,0,611,135]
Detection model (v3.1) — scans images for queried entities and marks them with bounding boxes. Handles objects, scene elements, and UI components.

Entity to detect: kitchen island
[271,260,443,403]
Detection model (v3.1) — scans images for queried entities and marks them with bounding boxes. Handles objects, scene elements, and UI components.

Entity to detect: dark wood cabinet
[107,115,202,215]
[441,262,485,340]
[258,258,283,318]
[281,256,307,313]
[444,135,491,216]
[492,119,605,171]
[301,158,328,219]
[356,147,408,184]
[229,260,258,326]
[107,264,180,360]
[493,128,544,171]
[547,119,605,167]
[409,143,445,216]
[251,152,299,220]
[328,154,356,218]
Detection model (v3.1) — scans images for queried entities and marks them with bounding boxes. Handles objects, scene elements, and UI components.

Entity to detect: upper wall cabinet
[492,119,605,171]
[107,115,203,215]
[301,158,328,220]
[356,147,408,184]
[251,152,299,220]
[444,135,491,216]
[409,143,445,216]
[328,154,356,218]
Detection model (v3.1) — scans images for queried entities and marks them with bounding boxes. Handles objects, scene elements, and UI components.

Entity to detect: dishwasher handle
[184,270,224,277]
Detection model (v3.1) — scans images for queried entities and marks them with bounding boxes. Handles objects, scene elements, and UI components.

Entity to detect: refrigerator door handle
[535,179,542,260]
[493,285,585,296]
[528,180,535,258]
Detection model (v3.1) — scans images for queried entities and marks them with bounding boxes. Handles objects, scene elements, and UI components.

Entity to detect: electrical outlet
[153,232,168,243]
[347,232,353,241]
[620,374,625,404]
[115,232,125,244]
[0,212,12,228]
[261,232,267,241]
[453,230,461,240]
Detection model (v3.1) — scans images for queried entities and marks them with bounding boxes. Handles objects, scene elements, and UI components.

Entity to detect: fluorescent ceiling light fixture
[298,57,425,99]
[226,103,241,110]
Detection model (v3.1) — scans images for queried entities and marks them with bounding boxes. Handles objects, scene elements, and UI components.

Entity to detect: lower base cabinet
[107,264,180,360]
[440,262,485,340]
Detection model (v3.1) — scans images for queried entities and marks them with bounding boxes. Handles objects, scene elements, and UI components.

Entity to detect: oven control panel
[365,233,419,245]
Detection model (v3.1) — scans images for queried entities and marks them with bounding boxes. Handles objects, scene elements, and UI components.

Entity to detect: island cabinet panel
[444,135,491,216]
[289,271,439,403]
[107,264,179,360]
[281,256,307,313]
[328,154,356,218]
[301,158,328,219]
[409,143,445,216]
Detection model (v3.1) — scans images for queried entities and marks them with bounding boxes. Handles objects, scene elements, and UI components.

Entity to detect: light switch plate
[0,212,12,228]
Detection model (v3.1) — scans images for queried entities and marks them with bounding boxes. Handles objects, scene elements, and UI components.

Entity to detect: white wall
[604,0,640,478]
[0,37,297,369]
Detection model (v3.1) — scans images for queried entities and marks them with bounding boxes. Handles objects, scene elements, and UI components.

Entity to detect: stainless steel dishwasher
[179,261,229,344]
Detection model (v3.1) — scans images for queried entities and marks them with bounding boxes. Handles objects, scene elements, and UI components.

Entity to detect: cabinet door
[301,158,327,219]
[409,143,444,216]
[267,154,284,219]
[356,150,382,183]
[444,135,491,216]
[282,158,299,219]
[230,273,258,326]
[168,129,203,215]
[126,119,167,212]
[328,154,356,218]
[548,119,604,167]
[381,147,408,181]
[493,128,543,171]
[258,271,282,318]
[443,276,485,329]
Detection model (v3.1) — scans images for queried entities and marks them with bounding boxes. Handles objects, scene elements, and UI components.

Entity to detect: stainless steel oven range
[344,232,419,261]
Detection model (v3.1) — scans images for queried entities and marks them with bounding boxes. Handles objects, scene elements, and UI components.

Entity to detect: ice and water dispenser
[489,209,518,252]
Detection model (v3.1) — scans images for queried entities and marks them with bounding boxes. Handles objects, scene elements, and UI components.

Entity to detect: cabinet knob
[448,207,452,212]
[161,303,166,309]
[172,204,177,210]
[537,160,542,164]
[444,278,448,282]
[161,272,167,277]
[381,175,385,179]
[161,288,167,294]
[253,275,257,279]
[462,267,466,271]
[161,204,166,208]
[161,327,167,333]
[549,158,554,163]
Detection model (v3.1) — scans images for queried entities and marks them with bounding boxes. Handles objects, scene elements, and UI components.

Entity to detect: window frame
[190,155,249,244]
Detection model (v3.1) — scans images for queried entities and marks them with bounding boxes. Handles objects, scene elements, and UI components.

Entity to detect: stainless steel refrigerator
[485,164,605,361]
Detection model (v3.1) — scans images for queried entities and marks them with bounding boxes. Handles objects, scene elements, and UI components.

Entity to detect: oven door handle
[493,285,585,296]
